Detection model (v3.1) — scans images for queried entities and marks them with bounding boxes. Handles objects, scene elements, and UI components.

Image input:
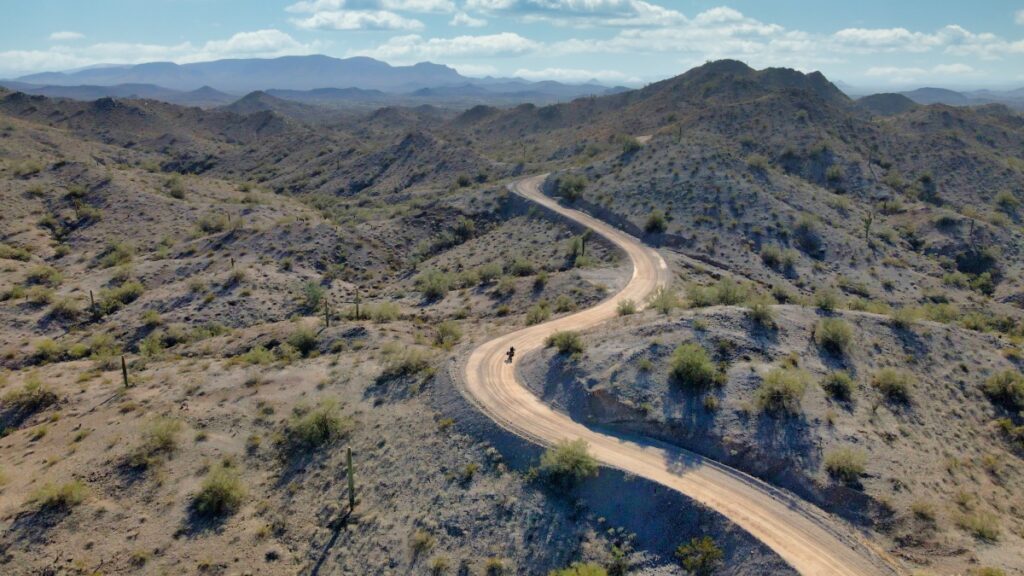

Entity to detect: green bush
[287,326,319,357]
[756,367,810,414]
[546,331,584,355]
[33,338,64,363]
[98,280,144,314]
[669,343,718,389]
[539,439,598,488]
[367,302,401,323]
[824,447,867,484]
[956,511,1000,542]
[822,371,854,401]
[434,321,462,349]
[509,258,535,276]
[0,243,31,261]
[889,307,918,330]
[644,210,667,234]
[301,281,325,312]
[872,368,915,403]
[526,303,552,326]
[381,346,433,379]
[128,417,182,468]
[983,370,1024,410]
[648,286,678,315]
[30,481,87,510]
[674,536,723,576]
[477,263,502,284]
[814,287,841,312]
[557,174,587,201]
[239,345,274,365]
[616,299,637,316]
[193,465,245,517]
[416,269,453,300]
[25,265,63,287]
[287,400,350,449]
[98,242,133,268]
[746,295,775,328]
[2,377,58,415]
[814,318,853,356]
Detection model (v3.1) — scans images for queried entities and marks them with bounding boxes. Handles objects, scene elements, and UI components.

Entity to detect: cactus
[346,446,356,513]
[121,355,129,388]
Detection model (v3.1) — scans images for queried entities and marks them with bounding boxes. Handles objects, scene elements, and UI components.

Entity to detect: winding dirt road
[461,174,900,576]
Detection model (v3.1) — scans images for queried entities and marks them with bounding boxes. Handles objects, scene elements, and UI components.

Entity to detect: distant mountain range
[0,55,627,109]
[869,86,1024,111]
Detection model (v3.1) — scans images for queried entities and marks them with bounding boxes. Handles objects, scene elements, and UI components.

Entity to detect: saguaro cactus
[346,446,356,513]
[121,355,129,388]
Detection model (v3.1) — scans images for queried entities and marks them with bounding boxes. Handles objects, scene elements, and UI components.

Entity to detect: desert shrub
[411,529,436,556]
[128,417,182,468]
[794,214,823,255]
[674,536,723,576]
[484,558,507,576]
[98,242,133,268]
[971,568,1006,576]
[746,295,775,328]
[381,346,433,379]
[25,265,63,287]
[746,153,769,171]
[429,556,451,575]
[240,345,274,365]
[367,302,401,323]
[25,286,54,305]
[644,210,667,233]
[983,370,1024,411]
[539,439,598,488]
[712,278,748,306]
[196,213,232,234]
[33,338,64,363]
[287,326,318,357]
[0,243,31,261]
[756,367,810,414]
[616,299,637,316]
[669,343,718,389]
[494,275,516,297]
[550,563,607,576]
[533,271,549,290]
[889,306,918,330]
[814,287,841,311]
[476,263,502,284]
[814,318,853,355]
[956,511,1000,542]
[872,368,915,403]
[648,286,678,314]
[193,465,245,517]
[286,400,350,449]
[546,331,584,356]
[553,294,576,313]
[138,332,164,358]
[824,447,867,483]
[98,280,144,314]
[557,174,587,201]
[301,281,325,312]
[2,377,58,420]
[509,258,535,276]
[526,302,552,326]
[434,321,462,349]
[166,175,186,199]
[416,269,453,300]
[30,481,87,510]
[822,371,854,401]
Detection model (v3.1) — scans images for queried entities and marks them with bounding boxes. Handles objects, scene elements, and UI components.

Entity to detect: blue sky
[3,1,1024,88]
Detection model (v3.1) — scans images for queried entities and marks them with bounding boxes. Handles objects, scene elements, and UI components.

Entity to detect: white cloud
[513,66,636,83]
[464,0,684,27]
[451,62,498,76]
[350,32,539,61]
[865,62,977,84]
[450,11,488,27]
[0,29,320,76]
[291,10,424,30]
[287,0,453,12]
[1016,9,1024,25]
[49,31,84,41]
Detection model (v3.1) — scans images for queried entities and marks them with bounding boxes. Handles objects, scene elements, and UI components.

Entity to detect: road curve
[461,174,900,576]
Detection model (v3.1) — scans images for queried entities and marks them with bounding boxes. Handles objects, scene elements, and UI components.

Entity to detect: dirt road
[461,174,900,576]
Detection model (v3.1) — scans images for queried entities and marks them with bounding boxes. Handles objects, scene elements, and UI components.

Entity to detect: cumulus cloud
[291,10,424,30]
[0,29,320,76]
[865,62,977,83]
[350,32,539,61]
[49,31,84,41]
[451,11,488,27]
[464,0,684,27]
[287,0,453,12]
